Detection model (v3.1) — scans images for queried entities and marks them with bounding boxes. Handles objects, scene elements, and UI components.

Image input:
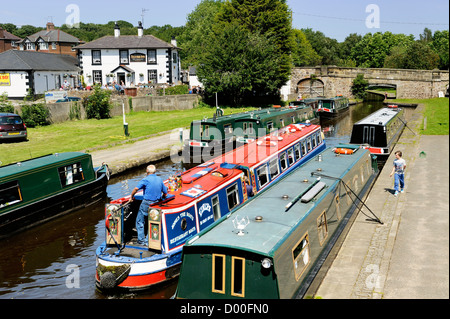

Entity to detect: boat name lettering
[171,211,194,230]
[170,226,196,245]
[198,203,211,217]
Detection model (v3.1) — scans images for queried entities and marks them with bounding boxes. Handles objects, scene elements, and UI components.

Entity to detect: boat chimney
[114,22,120,38]
[137,21,144,37]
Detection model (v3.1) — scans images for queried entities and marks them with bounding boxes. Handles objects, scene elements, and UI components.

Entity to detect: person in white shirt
[389,151,406,197]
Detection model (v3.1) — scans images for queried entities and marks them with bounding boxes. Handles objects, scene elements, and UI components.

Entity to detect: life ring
[334,148,355,155]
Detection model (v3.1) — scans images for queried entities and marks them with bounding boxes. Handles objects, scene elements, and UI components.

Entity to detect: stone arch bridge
[289,66,449,99]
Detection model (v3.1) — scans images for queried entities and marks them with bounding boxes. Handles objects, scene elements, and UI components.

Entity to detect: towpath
[313,104,449,299]
[90,128,188,176]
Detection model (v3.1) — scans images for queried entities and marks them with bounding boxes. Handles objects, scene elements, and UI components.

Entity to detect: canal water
[0,101,414,299]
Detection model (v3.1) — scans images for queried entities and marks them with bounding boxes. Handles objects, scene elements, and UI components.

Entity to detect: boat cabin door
[362,126,376,145]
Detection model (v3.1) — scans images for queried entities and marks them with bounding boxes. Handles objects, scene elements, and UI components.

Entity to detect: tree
[351,74,368,99]
[292,29,321,67]
[196,0,294,106]
[302,28,340,65]
[430,30,449,70]
[198,23,282,105]
[402,41,440,70]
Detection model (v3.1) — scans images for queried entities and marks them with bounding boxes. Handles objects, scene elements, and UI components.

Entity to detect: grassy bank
[1,106,256,166]
[390,97,449,135]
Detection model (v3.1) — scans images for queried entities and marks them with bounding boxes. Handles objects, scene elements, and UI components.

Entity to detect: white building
[0,50,79,98]
[76,22,181,87]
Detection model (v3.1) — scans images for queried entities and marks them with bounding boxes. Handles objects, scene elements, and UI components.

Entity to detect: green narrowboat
[175,146,379,299]
[184,104,316,163]
[0,152,109,239]
[316,96,350,118]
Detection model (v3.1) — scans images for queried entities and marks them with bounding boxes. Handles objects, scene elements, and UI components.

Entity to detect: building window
[26,42,35,50]
[119,50,129,64]
[0,181,22,210]
[58,162,84,187]
[93,70,102,84]
[173,52,178,64]
[147,49,157,64]
[148,70,157,83]
[39,41,48,50]
[52,42,57,50]
[92,50,102,65]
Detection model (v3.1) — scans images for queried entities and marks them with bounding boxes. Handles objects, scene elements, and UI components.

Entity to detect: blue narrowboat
[95,123,325,292]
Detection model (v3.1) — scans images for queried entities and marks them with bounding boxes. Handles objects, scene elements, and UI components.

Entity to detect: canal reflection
[1,101,412,299]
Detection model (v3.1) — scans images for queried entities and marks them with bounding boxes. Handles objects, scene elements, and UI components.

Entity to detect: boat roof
[187,147,371,256]
[192,105,311,126]
[212,124,320,168]
[126,124,321,210]
[0,152,90,179]
[354,107,401,126]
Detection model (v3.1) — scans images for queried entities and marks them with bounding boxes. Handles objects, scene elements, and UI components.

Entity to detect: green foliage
[0,93,15,113]
[351,74,369,99]
[20,103,50,127]
[194,0,293,106]
[83,84,112,119]
[292,29,321,67]
[161,84,189,96]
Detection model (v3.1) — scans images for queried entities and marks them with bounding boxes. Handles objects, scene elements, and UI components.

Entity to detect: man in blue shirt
[128,165,167,245]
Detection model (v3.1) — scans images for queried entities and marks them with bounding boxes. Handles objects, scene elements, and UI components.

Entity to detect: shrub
[0,93,15,113]
[83,84,112,119]
[21,103,50,127]
[351,74,369,99]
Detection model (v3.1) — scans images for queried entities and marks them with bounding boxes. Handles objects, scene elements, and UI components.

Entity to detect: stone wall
[291,66,449,99]
[15,94,201,124]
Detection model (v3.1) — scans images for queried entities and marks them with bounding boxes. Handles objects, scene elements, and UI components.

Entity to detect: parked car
[55,97,82,102]
[0,113,27,142]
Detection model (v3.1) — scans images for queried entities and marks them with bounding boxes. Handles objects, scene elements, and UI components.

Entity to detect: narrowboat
[349,106,405,156]
[184,104,316,163]
[316,96,349,118]
[175,146,378,299]
[95,123,325,292]
[0,153,110,239]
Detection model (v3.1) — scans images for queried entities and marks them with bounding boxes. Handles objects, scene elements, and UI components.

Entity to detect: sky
[1,0,448,42]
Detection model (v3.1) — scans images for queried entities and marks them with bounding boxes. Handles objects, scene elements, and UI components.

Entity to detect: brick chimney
[46,22,55,31]
[114,22,120,38]
[0,27,4,38]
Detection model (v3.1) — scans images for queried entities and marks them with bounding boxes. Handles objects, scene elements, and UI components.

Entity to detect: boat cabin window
[307,138,312,152]
[269,157,279,179]
[292,233,310,280]
[224,124,233,136]
[266,122,274,132]
[312,135,317,149]
[226,184,240,211]
[294,144,301,160]
[212,195,221,221]
[291,116,295,124]
[317,211,328,246]
[0,180,22,209]
[202,125,209,138]
[280,119,285,127]
[288,148,295,166]
[301,141,307,155]
[231,257,245,297]
[280,153,288,171]
[212,254,226,294]
[256,165,269,188]
[58,162,84,187]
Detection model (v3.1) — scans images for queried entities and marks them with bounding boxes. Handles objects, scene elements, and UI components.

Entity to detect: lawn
[0,106,256,166]
[390,97,449,135]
